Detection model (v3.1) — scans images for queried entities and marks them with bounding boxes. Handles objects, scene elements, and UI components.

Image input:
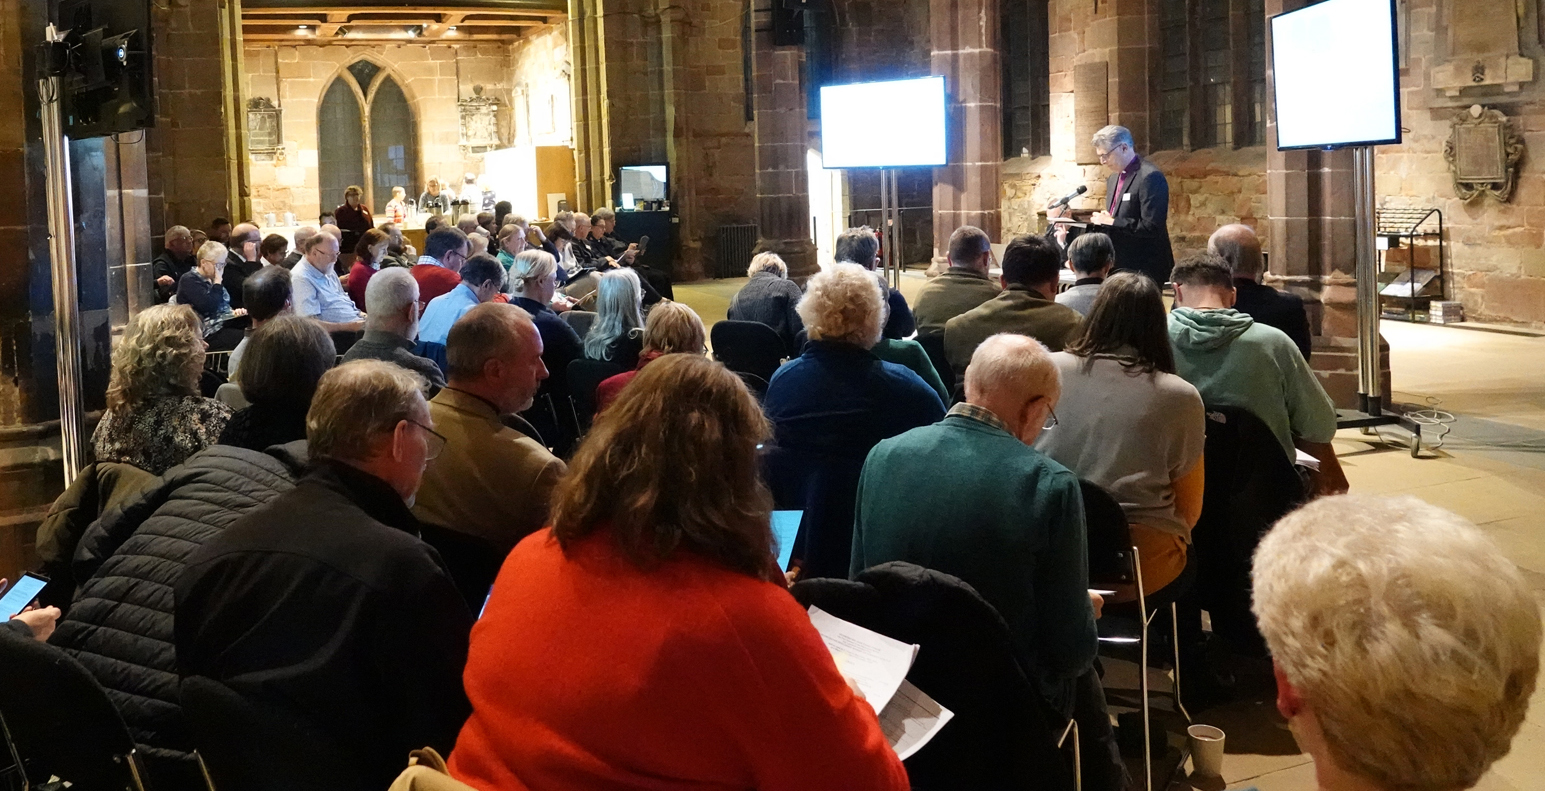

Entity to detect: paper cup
[1188,724,1226,778]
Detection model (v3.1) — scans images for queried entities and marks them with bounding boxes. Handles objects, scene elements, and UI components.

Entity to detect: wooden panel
[1074,62,1110,165]
[533,146,576,221]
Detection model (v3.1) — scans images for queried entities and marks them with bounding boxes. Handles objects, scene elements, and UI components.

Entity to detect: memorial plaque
[1444,105,1524,201]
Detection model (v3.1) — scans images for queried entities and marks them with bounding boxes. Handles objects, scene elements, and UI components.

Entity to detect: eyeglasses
[407,419,448,460]
[1096,143,1127,163]
[1043,407,1059,431]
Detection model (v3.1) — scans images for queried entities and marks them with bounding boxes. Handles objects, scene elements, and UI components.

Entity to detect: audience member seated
[175,361,472,791]
[347,227,391,312]
[414,227,470,311]
[283,226,315,268]
[870,332,950,404]
[596,300,707,412]
[477,210,496,236]
[152,225,196,303]
[4,597,57,642]
[850,333,1124,791]
[494,201,513,230]
[945,234,1082,378]
[467,232,491,258]
[544,222,577,276]
[763,264,944,578]
[1210,223,1312,360]
[1169,254,1346,494]
[417,253,507,371]
[583,268,646,369]
[342,268,446,397]
[1056,232,1116,316]
[208,217,231,245]
[49,439,308,782]
[571,212,597,266]
[92,304,233,475]
[228,265,293,384]
[834,226,916,339]
[912,225,1001,336]
[415,303,565,554]
[508,249,584,402]
[495,221,528,272]
[218,315,336,452]
[727,252,805,356]
[291,230,367,350]
[259,233,289,268]
[223,223,263,312]
[1252,494,1541,791]
[1035,272,1204,600]
[447,354,908,791]
[334,184,374,251]
[177,240,248,352]
[424,215,446,234]
[381,222,416,268]
[458,213,483,237]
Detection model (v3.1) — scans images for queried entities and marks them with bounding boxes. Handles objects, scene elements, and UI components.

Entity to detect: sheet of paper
[879,679,955,760]
[1294,448,1321,471]
[807,606,918,708]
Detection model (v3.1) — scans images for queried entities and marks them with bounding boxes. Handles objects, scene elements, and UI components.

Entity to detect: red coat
[448,528,909,791]
[410,264,462,313]
[347,261,376,312]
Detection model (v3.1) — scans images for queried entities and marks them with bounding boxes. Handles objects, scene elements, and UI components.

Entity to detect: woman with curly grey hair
[92,304,233,474]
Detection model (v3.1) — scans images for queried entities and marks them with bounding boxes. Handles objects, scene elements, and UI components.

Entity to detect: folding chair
[567,359,626,430]
[560,309,598,340]
[710,320,786,384]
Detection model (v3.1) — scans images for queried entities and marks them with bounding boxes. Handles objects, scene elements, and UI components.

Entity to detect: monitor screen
[820,76,948,169]
[1271,0,1401,150]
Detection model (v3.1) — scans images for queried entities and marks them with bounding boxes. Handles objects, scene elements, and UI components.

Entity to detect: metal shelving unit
[1376,207,1446,323]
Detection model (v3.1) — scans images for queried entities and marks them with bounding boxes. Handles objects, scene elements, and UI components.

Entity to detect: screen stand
[1337,145,1424,456]
[878,168,902,289]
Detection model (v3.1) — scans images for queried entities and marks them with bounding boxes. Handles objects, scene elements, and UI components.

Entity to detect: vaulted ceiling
[241,1,567,45]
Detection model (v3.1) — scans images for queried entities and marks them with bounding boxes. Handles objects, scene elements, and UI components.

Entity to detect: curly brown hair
[551,355,780,582]
[106,304,205,411]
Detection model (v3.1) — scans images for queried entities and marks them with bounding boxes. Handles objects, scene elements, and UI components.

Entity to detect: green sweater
[871,338,950,403]
[1168,307,1337,458]
[852,412,1096,710]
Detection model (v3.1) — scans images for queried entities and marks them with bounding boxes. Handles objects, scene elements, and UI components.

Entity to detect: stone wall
[242,31,572,223]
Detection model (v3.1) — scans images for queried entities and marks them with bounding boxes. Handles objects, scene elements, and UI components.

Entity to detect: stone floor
[673,276,1545,791]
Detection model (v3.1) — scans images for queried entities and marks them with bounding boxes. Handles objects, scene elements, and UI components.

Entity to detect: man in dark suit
[1085,125,1174,285]
[223,222,264,312]
[1209,223,1312,360]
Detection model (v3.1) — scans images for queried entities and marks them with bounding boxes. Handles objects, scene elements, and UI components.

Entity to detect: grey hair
[365,267,419,320]
[508,249,557,295]
[457,214,481,233]
[1253,494,1541,791]
[1068,232,1116,275]
[306,360,428,463]
[1091,125,1134,152]
[797,263,883,349]
[746,252,788,278]
[293,226,318,250]
[165,225,192,242]
[584,268,645,360]
[1208,224,1265,279]
[197,240,228,266]
[964,333,1060,405]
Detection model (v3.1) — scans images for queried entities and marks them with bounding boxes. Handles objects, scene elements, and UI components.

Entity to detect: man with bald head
[152,225,196,302]
[223,222,264,311]
[283,226,318,269]
[414,303,564,555]
[1208,223,1311,360]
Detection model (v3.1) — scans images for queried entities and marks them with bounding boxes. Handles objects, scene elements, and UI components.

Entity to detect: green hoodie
[1168,307,1337,459]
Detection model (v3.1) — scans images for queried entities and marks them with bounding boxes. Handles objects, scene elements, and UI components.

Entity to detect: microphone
[1047,185,1088,211]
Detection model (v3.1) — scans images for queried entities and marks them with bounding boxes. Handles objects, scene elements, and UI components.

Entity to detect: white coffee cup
[1188,724,1226,778]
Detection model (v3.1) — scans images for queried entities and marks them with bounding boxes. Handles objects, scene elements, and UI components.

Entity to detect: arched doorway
[316,62,420,216]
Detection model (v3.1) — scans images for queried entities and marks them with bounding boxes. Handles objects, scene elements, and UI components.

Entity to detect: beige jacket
[413,387,566,552]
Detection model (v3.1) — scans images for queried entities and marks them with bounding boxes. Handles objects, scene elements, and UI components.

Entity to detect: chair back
[180,675,358,791]
[0,625,146,790]
[792,562,1073,791]
[760,444,866,580]
[560,309,598,339]
[915,334,954,404]
[710,320,786,383]
[1081,479,1137,588]
[567,359,626,430]
[1192,405,1306,654]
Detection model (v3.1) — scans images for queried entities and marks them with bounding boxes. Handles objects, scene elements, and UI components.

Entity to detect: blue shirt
[291,260,363,324]
[418,283,482,347]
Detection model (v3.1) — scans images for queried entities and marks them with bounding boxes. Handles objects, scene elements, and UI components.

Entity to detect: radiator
[716,224,759,279]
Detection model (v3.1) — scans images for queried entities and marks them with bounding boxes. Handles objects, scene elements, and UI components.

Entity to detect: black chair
[568,359,626,430]
[180,676,359,791]
[560,309,598,340]
[1192,406,1307,656]
[711,320,786,384]
[760,444,866,580]
[792,562,1075,791]
[0,625,151,791]
[915,334,955,405]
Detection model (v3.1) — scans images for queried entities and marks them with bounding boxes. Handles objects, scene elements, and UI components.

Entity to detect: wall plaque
[1444,105,1525,201]
[247,97,282,157]
[1432,0,1535,95]
[459,84,501,153]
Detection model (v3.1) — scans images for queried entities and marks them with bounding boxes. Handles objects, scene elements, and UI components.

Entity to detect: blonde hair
[641,301,706,356]
[1253,494,1542,791]
[508,249,557,295]
[196,240,227,266]
[746,251,787,278]
[106,304,205,411]
[797,262,883,349]
[306,360,427,463]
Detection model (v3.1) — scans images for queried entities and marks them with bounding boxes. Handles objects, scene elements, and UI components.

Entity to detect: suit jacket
[413,388,566,553]
[1102,158,1174,284]
[943,285,1083,376]
[1233,279,1312,361]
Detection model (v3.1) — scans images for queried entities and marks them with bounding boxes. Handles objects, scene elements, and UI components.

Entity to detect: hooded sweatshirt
[1167,307,1337,459]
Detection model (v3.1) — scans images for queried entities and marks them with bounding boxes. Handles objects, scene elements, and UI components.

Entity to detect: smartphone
[0,573,48,620]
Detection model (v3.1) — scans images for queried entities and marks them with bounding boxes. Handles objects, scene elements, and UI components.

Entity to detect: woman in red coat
[346,228,390,312]
[449,355,908,791]
[333,184,373,252]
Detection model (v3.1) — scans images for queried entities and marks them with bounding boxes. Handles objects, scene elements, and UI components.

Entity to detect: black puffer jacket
[48,441,309,762]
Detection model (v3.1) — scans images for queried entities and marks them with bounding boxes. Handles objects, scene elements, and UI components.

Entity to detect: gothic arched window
[316,62,419,212]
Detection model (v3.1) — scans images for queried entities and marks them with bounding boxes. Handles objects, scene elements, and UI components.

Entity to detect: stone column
[752,0,816,278]
[930,0,1002,257]
[1264,0,1387,408]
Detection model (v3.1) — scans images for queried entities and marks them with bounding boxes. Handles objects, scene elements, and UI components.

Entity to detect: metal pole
[1352,146,1381,415]
[39,27,87,485]
[889,169,902,289]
